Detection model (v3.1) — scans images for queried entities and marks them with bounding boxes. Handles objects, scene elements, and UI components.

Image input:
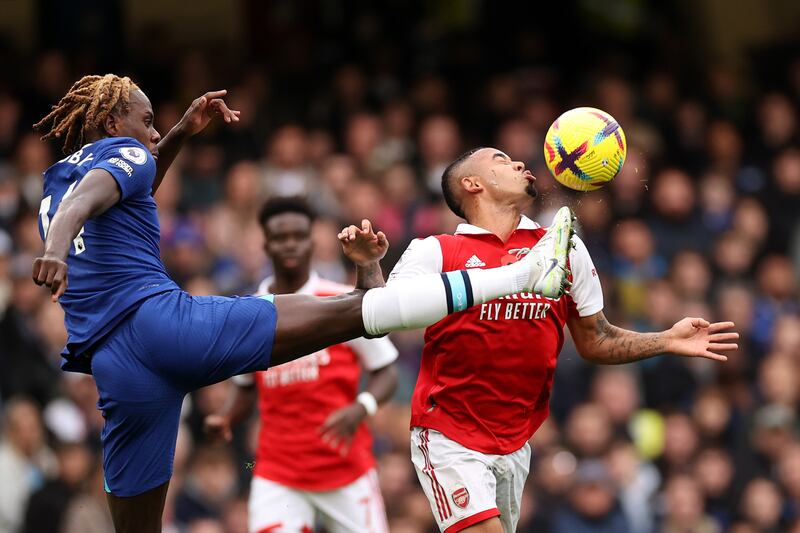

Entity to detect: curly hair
[33,74,139,154]
[258,196,317,229]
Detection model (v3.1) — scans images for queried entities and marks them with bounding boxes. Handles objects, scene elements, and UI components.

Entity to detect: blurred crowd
[2,3,800,532]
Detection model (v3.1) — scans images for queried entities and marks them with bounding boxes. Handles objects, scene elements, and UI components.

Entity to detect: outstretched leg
[269,265,526,365]
[270,292,369,366]
[270,206,576,366]
[270,261,538,364]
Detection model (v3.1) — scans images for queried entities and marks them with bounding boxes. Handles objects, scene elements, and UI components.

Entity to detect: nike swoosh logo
[544,258,559,277]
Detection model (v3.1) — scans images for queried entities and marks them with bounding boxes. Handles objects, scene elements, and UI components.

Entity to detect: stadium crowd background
[1,1,800,532]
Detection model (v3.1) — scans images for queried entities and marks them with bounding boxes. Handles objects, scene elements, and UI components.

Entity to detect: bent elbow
[575,343,606,364]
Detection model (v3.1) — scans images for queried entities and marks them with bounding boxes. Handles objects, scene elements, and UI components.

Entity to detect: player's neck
[84,128,109,143]
[270,268,311,295]
[466,204,522,242]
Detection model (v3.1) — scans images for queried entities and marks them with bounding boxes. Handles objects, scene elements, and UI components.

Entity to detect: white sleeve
[232,373,255,386]
[347,335,399,371]
[387,236,443,283]
[568,235,604,317]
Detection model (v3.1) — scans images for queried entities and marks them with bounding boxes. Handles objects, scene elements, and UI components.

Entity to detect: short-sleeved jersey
[388,216,603,455]
[234,273,399,491]
[38,137,179,373]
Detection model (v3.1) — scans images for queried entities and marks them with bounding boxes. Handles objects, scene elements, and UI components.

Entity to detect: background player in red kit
[388,147,739,533]
[205,198,397,533]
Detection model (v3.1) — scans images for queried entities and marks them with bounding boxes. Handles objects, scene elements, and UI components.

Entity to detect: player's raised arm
[567,311,739,364]
[151,90,240,194]
[32,169,121,301]
[338,219,388,290]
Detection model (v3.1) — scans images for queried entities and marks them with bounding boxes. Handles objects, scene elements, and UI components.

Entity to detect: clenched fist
[32,255,68,301]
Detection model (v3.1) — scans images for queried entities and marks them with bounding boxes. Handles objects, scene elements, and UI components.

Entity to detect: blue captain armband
[440,271,474,314]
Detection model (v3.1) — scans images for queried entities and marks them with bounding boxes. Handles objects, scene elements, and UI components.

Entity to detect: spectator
[591,368,641,439]
[658,413,700,478]
[528,447,577,530]
[647,169,711,259]
[777,444,800,523]
[345,112,384,175]
[551,459,631,533]
[738,478,784,533]
[693,448,736,528]
[661,474,721,533]
[691,387,734,445]
[610,219,666,319]
[752,254,799,353]
[22,442,92,533]
[751,404,796,473]
[173,445,238,526]
[60,456,114,533]
[565,403,614,459]
[205,161,263,262]
[606,440,660,533]
[669,251,712,303]
[0,398,57,533]
[418,115,461,195]
[698,172,735,235]
[713,231,759,283]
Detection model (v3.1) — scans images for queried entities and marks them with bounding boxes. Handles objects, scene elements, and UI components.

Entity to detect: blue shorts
[90,290,277,497]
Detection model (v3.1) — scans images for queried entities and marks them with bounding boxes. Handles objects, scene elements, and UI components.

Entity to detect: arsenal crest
[452,485,470,508]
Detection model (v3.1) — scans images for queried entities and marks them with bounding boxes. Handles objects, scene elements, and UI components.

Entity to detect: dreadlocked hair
[33,74,139,154]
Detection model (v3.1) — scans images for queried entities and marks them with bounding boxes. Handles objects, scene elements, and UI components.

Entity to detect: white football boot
[524,206,576,298]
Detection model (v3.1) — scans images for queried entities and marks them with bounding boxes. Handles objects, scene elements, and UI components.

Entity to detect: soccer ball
[543,107,627,191]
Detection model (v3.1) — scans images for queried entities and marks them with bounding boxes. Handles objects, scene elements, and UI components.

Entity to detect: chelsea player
[32,74,580,532]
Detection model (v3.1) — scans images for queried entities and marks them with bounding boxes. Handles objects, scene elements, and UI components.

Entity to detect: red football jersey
[237,273,398,490]
[388,216,603,455]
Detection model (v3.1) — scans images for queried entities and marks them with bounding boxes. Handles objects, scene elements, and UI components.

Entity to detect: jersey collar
[454,215,541,235]
[257,271,319,296]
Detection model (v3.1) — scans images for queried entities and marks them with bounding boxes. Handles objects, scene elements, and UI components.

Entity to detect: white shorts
[248,469,389,533]
[410,427,531,533]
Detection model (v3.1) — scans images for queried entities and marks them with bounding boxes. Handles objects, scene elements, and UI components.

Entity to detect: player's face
[263,212,314,275]
[473,148,537,202]
[114,89,162,159]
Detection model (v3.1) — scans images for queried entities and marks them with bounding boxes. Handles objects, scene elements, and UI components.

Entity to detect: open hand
[319,403,367,456]
[338,219,388,266]
[178,90,241,136]
[665,318,738,361]
[32,255,68,302]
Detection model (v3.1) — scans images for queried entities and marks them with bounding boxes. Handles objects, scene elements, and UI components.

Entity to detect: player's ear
[102,113,119,136]
[461,175,482,194]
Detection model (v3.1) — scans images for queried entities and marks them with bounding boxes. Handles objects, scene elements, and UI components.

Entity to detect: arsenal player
[205,197,397,533]
[388,147,738,533]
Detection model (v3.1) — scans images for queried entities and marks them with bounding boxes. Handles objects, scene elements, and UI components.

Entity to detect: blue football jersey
[38,136,179,373]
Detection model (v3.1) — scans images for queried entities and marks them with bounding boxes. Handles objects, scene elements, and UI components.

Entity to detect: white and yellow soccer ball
[544,107,627,191]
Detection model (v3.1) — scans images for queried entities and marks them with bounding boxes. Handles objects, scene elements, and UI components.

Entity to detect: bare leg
[106,481,169,533]
[270,291,367,366]
[269,255,538,367]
